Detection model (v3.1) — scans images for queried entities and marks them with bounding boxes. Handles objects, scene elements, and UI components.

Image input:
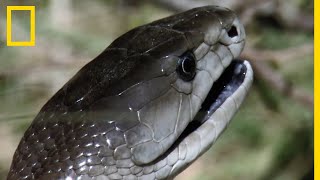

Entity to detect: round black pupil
[182,57,195,74]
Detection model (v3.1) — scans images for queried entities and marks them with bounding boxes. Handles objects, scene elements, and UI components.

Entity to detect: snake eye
[177,51,196,81]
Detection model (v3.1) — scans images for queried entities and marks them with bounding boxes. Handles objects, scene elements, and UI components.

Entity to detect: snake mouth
[195,59,247,124]
[153,59,252,173]
[176,59,249,145]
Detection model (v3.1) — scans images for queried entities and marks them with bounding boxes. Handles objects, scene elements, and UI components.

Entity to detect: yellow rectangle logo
[7,6,36,46]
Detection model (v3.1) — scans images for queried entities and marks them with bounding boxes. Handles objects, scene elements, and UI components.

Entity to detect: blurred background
[0,0,313,179]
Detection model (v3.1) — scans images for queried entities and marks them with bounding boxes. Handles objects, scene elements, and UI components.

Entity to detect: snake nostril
[227,25,238,38]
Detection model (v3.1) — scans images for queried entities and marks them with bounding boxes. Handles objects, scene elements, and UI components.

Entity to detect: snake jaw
[168,60,253,177]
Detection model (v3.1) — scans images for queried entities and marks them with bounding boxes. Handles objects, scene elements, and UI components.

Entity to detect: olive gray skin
[7,6,253,180]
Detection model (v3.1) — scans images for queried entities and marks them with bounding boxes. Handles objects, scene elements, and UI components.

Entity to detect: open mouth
[195,59,247,123]
[149,59,251,165]
[170,60,248,149]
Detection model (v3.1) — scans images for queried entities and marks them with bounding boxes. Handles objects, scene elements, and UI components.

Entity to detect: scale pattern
[7,6,250,180]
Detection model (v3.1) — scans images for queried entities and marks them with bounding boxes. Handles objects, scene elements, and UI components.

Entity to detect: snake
[7,6,253,180]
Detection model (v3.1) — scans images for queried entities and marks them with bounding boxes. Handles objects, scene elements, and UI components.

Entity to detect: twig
[151,0,210,12]
[242,58,313,111]
[242,42,314,110]
[242,43,314,63]
[150,0,249,12]
[240,0,313,32]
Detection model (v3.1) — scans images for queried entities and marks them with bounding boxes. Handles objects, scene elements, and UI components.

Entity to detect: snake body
[8,6,253,180]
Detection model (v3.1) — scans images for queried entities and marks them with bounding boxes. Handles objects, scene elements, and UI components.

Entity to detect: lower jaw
[147,60,252,174]
[167,59,252,177]
[180,59,248,139]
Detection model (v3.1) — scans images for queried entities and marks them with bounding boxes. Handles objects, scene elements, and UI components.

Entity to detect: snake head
[8,6,253,180]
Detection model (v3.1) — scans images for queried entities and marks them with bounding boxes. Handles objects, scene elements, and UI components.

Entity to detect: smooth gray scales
[7,6,253,180]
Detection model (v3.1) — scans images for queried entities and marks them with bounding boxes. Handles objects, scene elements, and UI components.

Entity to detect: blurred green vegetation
[0,0,313,179]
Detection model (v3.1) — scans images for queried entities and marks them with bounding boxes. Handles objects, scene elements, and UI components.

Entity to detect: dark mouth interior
[175,59,247,144]
[149,60,247,164]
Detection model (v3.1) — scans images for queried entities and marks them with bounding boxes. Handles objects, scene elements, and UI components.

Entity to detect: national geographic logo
[6,6,36,46]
